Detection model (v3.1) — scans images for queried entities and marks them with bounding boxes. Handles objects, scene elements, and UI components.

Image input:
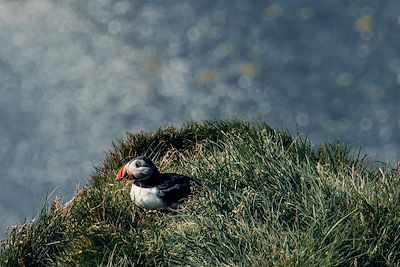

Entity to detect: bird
[115,156,199,210]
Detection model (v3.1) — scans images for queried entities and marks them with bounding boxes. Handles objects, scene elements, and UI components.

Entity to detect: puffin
[115,156,199,209]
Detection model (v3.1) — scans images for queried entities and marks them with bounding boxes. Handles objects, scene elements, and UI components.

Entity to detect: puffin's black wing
[156,173,194,204]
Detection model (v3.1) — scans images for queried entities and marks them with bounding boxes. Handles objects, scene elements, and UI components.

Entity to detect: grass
[1,120,399,266]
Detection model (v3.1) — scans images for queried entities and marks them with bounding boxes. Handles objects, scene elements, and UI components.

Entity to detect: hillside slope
[1,121,399,266]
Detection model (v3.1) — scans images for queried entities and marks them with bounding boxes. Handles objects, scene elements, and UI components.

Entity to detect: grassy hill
[1,120,399,266]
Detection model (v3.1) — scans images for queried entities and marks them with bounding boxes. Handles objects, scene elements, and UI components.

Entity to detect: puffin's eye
[135,161,141,168]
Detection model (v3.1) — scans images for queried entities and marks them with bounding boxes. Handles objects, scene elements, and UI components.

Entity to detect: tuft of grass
[1,120,399,266]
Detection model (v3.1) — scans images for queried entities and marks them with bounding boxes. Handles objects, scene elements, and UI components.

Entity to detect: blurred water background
[1,0,400,238]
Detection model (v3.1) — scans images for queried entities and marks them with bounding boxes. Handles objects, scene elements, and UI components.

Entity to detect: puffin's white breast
[130,185,166,209]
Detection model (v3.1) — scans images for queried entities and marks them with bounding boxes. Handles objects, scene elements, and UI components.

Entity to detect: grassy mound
[1,120,399,266]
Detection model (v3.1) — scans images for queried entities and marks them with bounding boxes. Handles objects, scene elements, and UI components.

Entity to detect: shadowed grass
[1,120,399,266]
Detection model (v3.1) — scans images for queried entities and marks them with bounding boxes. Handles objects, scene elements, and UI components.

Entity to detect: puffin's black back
[155,173,193,204]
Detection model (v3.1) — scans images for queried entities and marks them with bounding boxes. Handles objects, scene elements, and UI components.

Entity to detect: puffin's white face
[116,157,157,181]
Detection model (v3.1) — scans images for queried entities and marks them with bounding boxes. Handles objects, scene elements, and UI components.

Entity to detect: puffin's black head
[116,156,159,182]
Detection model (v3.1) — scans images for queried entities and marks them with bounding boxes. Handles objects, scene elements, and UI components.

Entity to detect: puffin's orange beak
[116,164,133,181]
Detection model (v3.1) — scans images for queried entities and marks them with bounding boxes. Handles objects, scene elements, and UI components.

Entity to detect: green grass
[1,120,399,266]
